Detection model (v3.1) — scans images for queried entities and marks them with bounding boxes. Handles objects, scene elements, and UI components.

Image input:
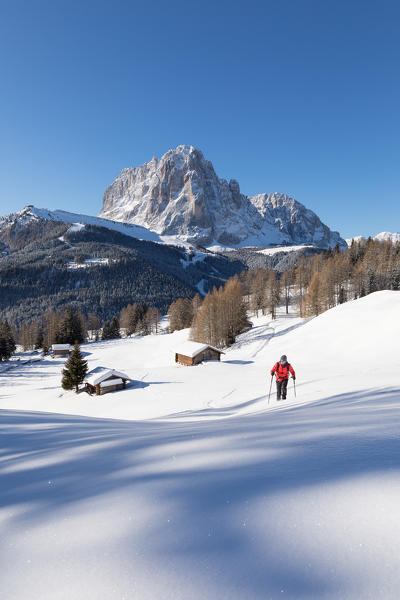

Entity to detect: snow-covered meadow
[1,291,400,599]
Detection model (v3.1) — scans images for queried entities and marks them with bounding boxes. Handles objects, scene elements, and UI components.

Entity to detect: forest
[0,219,244,325]
[1,236,398,360]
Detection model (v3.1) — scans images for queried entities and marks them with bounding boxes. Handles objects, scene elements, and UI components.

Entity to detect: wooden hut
[84,367,131,395]
[175,341,224,366]
[51,344,72,358]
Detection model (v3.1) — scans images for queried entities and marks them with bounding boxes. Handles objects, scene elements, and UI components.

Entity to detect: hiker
[270,355,296,400]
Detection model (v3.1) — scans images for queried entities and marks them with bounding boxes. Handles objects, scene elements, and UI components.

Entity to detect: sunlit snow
[1,291,400,599]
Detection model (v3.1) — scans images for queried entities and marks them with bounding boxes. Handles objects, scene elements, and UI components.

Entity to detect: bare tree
[146,307,162,334]
[250,268,268,315]
[264,269,280,319]
[168,298,193,332]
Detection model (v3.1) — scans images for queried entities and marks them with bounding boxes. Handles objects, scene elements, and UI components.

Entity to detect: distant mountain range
[100,145,346,249]
[0,206,246,324]
[0,145,355,324]
[346,232,400,246]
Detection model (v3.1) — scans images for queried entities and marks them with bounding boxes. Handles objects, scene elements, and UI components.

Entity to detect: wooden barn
[84,367,131,395]
[175,341,224,366]
[51,344,72,358]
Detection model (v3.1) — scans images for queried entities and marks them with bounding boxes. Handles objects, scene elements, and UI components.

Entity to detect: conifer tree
[110,316,121,338]
[0,320,14,361]
[61,342,88,393]
[55,306,84,344]
[0,320,16,361]
[101,320,111,340]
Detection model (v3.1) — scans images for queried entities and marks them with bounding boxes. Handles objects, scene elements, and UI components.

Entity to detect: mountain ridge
[345,232,400,246]
[99,145,346,249]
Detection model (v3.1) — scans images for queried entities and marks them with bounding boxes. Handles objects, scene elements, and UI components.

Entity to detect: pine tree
[110,316,121,338]
[61,342,88,393]
[55,306,84,344]
[0,320,16,361]
[101,320,111,340]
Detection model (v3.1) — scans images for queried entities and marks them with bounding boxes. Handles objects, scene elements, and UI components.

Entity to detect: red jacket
[271,362,295,381]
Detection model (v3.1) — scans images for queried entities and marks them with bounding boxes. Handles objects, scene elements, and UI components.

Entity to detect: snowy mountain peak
[375,231,400,243]
[346,232,400,246]
[99,146,346,249]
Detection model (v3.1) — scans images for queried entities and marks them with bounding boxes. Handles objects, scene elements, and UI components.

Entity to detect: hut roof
[52,344,72,350]
[84,367,130,386]
[175,341,224,358]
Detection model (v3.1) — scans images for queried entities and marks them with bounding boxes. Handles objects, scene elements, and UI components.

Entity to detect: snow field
[1,291,399,421]
[1,290,400,599]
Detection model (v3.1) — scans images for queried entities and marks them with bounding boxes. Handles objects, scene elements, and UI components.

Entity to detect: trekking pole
[268,375,273,405]
[293,378,297,398]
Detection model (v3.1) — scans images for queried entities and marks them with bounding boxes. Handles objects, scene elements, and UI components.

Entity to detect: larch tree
[302,272,322,317]
[250,268,268,315]
[265,269,280,319]
[168,298,193,332]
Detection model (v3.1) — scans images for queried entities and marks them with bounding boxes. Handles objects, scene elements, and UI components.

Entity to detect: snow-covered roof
[52,344,72,351]
[175,341,224,358]
[84,367,131,386]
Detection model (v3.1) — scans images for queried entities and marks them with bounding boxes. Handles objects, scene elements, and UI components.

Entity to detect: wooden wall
[176,348,221,366]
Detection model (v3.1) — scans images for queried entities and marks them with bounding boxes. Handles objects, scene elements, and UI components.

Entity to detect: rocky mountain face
[100,145,346,249]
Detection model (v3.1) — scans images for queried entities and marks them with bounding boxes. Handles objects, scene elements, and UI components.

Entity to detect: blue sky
[0,0,399,238]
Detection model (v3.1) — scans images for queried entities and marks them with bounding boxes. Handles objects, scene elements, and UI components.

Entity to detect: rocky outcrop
[100,145,346,248]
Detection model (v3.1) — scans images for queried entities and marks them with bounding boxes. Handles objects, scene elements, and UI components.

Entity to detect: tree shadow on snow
[223,359,254,365]
[1,386,400,597]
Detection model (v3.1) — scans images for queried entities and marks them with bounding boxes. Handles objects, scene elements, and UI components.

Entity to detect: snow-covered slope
[1,291,399,419]
[100,145,346,249]
[1,291,400,600]
[0,205,163,243]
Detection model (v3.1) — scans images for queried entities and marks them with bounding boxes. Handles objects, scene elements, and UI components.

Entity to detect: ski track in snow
[1,291,400,599]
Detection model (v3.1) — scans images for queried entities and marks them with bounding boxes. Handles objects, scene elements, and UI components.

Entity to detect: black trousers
[276,379,288,400]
